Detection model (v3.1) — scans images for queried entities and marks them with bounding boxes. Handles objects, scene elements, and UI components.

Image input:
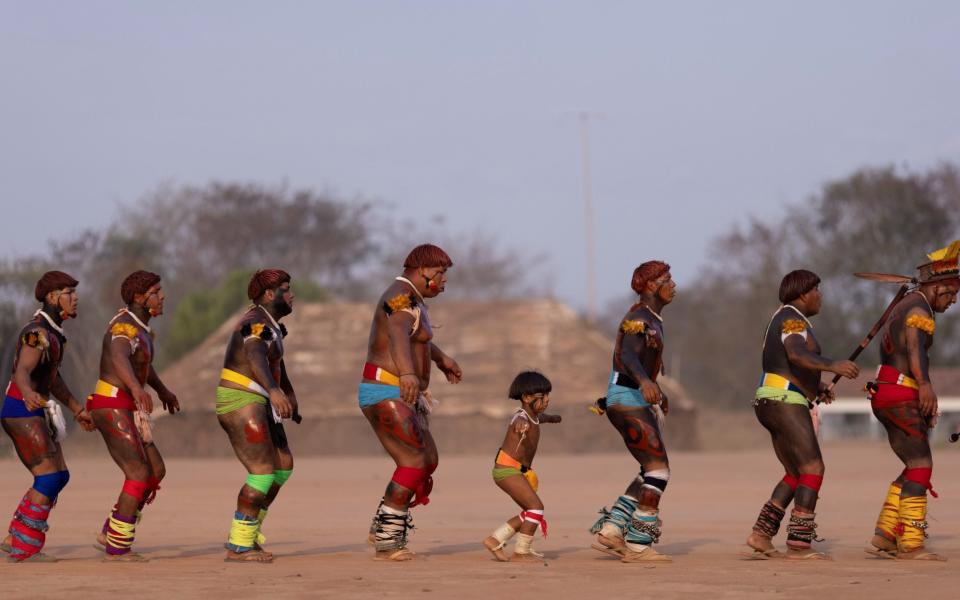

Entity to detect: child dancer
[483,371,561,563]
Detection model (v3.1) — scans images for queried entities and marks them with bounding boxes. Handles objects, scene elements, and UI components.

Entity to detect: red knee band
[122,479,149,502]
[798,474,823,492]
[903,467,938,498]
[392,466,427,490]
[782,474,799,490]
[143,476,161,505]
[392,466,434,507]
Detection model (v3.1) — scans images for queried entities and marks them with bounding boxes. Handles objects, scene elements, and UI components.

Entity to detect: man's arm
[12,343,46,411]
[904,309,936,417]
[783,336,859,378]
[50,373,95,430]
[109,337,153,413]
[279,360,299,417]
[147,365,180,415]
[430,342,462,383]
[242,336,291,418]
[617,321,661,405]
[387,311,419,404]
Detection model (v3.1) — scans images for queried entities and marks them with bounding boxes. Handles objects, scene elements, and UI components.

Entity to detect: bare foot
[745,533,783,559]
[896,547,946,561]
[483,536,509,562]
[510,551,544,563]
[865,535,897,559]
[621,546,671,563]
[224,549,273,563]
[374,547,416,561]
[102,552,149,563]
[785,547,831,560]
[7,552,58,563]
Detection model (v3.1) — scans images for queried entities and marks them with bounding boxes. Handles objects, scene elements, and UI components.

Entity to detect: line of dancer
[1,242,957,563]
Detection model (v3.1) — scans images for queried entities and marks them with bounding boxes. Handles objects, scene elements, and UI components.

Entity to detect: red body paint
[244,421,267,444]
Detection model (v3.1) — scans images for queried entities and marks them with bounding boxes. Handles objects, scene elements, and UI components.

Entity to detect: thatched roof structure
[154,299,700,454]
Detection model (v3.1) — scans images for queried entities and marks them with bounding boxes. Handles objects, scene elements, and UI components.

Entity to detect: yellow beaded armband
[906,314,935,335]
[781,319,807,335]
[620,319,647,335]
[110,323,138,340]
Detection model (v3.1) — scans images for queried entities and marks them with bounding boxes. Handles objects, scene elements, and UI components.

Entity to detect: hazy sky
[3,1,959,310]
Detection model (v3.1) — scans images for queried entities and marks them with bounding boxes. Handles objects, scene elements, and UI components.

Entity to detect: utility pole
[578,111,598,322]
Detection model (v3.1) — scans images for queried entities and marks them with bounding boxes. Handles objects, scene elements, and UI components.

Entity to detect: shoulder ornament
[22,329,49,350]
[906,314,936,335]
[781,319,807,335]
[620,319,647,335]
[110,322,139,341]
[384,293,419,315]
[241,321,275,342]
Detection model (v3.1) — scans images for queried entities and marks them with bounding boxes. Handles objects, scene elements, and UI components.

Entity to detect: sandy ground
[1,442,959,599]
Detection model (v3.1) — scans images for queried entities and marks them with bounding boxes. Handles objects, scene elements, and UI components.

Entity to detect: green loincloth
[492,466,523,482]
[755,385,809,406]
[216,386,266,415]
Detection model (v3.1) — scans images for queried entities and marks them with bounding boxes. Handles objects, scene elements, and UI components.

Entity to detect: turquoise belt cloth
[358,382,401,408]
[605,372,650,408]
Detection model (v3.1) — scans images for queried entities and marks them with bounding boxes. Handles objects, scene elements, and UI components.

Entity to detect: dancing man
[746,269,858,559]
[1,271,94,562]
[89,270,179,561]
[590,261,676,563]
[866,243,960,561]
[217,269,298,563]
[360,244,462,561]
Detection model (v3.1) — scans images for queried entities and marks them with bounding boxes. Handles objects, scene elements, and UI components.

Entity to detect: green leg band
[246,473,275,495]
[274,469,293,487]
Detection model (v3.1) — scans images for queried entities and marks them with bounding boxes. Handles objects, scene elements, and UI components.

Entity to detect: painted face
[140,284,164,317]
[653,272,677,305]
[270,282,294,317]
[421,266,448,297]
[931,280,960,313]
[52,287,79,319]
[528,393,550,414]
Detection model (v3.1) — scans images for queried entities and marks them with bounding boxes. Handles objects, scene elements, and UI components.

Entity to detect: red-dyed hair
[631,261,670,295]
[121,270,162,305]
[403,244,453,269]
[248,269,291,301]
[34,271,78,302]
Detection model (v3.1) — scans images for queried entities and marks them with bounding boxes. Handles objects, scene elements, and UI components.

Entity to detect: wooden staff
[823,276,913,395]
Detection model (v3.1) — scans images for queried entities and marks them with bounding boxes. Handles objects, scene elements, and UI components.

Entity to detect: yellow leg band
[874,482,901,541]
[897,495,929,552]
[256,508,268,545]
[228,514,260,550]
[106,515,137,549]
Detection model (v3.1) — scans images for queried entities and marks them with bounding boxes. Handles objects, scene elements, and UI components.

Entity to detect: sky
[2,1,959,311]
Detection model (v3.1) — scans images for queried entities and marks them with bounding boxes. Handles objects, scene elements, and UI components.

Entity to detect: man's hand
[541,414,562,424]
[74,409,96,432]
[434,353,462,384]
[831,360,860,379]
[158,389,180,415]
[133,388,154,414]
[660,392,670,415]
[816,382,836,405]
[270,388,293,419]
[23,390,48,411]
[919,381,938,418]
[639,379,662,405]
[399,374,420,405]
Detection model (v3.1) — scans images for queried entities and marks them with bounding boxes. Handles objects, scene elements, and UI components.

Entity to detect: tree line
[0,182,537,389]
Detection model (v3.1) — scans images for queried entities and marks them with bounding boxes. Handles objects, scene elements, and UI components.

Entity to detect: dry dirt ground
[1,442,959,599]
